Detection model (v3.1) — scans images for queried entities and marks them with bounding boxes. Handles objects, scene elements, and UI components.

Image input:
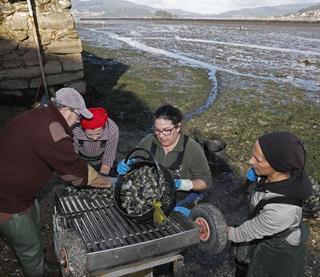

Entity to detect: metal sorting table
[53,189,200,276]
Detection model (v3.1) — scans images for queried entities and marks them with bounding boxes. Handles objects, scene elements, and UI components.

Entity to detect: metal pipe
[26,0,49,99]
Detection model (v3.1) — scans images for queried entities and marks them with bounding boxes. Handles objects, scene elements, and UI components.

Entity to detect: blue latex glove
[174,179,193,191]
[174,179,182,189]
[174,206,191,218]
[247,168,257,182]
[117,159,135,175]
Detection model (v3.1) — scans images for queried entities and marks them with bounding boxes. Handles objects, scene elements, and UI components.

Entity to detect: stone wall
[0,0,86,105]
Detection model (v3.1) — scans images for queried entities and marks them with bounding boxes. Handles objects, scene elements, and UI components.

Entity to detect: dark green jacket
[136,134,212,188]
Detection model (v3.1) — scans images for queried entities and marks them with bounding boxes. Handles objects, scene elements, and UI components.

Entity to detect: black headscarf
[257,131,313,200]
[258,131,305,173]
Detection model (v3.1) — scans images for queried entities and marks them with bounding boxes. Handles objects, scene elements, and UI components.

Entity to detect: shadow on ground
[82,50,154,133]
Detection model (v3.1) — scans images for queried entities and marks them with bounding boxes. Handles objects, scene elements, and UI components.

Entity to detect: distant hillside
[72,0,320,20]
[72,0,154,18]
[297,3,320,13]
[211,3,320,18]
[71,0,199,18]
[276,4,320,21]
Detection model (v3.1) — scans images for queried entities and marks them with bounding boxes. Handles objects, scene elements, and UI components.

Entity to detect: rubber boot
[44,258,60,274]
[235,260,248,277]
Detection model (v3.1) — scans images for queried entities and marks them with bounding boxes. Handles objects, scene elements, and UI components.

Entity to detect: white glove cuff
[178,179,193,191]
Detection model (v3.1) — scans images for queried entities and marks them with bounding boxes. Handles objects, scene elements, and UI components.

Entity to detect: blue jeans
[176,192,203,208]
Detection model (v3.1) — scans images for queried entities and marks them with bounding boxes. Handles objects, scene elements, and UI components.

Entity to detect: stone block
[18,43,29,54]
[0,66,41,80]
[44,52,59,61]
[0,24,12,40]
[59,53,83,71]
[47,39,82,54]
[2,3,15,16]
[0,79,28,90]
[46,71,84,86]
[3,53,22,68]
[13,31,28,42]
[53,30,78,40]
[2,90,23,97]
[30,71,84,88]
[44,60,62,74]
[23,49,39,66]
[29,77,42,89]
[39,30,52,45]
[14,3,29,13]
[38,12,74,30]
[8,12,28,31]
[19,35,34,48]
[37,0,51,5]
[0,39,17,55]
[57,0,71,10]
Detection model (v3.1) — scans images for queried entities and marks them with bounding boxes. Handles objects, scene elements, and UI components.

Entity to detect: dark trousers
[0,200,45,277]
[235,260,248,277]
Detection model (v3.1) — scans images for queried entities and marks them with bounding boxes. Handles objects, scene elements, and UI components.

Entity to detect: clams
[119,165,166,216]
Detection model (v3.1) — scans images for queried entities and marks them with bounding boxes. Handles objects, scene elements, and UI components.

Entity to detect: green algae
[185,87,320,182]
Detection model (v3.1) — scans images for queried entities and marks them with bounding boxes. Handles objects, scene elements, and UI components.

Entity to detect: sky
[126,0,320,14]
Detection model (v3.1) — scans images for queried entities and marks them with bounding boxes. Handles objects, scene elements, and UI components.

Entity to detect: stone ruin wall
[0,0,86,105]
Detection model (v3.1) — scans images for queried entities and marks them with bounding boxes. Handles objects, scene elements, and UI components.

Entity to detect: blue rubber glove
[247,168,257,182]
[117,159,135,175]
[175,179,182,189]
[174,206,191,218]
[174,179,193,191]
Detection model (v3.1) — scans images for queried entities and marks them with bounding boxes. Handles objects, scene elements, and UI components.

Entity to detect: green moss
[185,87,320,182]
[82,44,211,128]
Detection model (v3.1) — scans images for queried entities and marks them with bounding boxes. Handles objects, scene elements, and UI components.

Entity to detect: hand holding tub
[116,159,135,175]
[174,179,193,191]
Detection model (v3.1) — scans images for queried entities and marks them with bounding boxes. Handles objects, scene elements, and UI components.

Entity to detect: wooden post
[27,0,49,99]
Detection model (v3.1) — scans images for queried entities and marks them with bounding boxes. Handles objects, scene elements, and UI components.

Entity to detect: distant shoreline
[77,17,320,25]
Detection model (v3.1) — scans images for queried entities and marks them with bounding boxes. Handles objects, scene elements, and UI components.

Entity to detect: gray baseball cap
[52,88,93,119]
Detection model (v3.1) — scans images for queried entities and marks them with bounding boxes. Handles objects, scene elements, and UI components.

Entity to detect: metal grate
[54,189,200,273]
[56,194,190,253]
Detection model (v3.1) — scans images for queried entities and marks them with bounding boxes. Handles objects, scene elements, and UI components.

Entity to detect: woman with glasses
[73,107,119,176]
[117,104,212,206]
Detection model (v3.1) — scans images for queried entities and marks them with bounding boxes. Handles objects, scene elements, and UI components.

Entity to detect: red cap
[80,107,108,130]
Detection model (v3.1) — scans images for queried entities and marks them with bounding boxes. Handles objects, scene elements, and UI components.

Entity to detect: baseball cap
[52,88,93,119]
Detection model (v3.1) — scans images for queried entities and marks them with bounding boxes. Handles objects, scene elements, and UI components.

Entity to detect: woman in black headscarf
[228,131,313,277]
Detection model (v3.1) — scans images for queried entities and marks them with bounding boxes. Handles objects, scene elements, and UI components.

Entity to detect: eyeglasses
[69,108,81,118]
[152,125,177,136]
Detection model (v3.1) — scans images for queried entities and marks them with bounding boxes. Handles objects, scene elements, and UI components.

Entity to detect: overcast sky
[127,0,320,14]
